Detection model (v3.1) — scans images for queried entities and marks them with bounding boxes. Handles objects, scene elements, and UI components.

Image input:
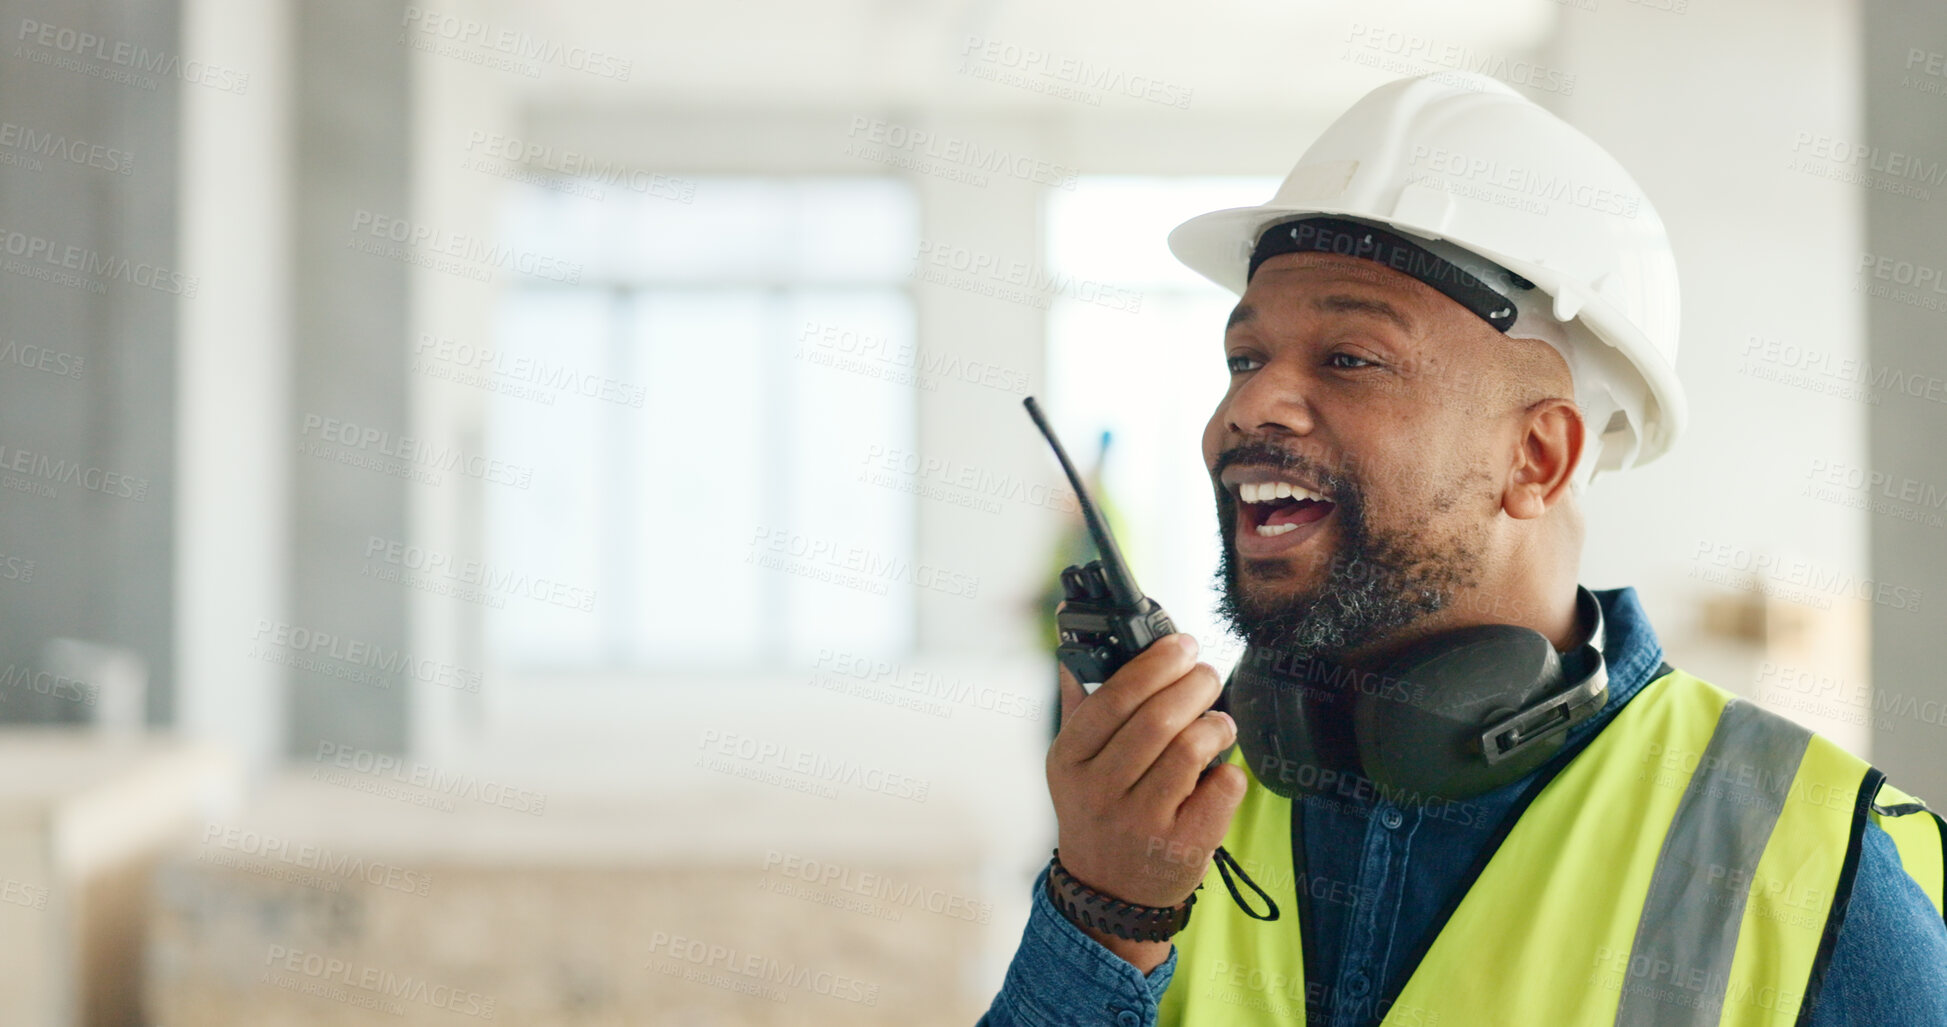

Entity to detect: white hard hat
[1169,72,1685,488]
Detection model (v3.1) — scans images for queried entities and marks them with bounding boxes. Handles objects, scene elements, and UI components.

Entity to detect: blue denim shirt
[978,587,1947,1026]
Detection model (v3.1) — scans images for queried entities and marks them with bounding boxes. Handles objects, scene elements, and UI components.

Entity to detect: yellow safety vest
[1158,667,1947,1027]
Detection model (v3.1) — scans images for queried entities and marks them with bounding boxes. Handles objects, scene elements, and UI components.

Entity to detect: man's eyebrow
[1226,303,1255,331]
[1312,294,1416,336]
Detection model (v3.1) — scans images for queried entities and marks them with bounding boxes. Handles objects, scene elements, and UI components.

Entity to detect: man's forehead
[1228,256,1434,337]
[1226,293,1418,338]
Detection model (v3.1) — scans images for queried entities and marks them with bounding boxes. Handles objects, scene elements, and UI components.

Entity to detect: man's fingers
[1055,634,1200,766]
[1131,710,1238,810]
[1091,661,1224,793]
[1056,662,1085,729]
[1174,761,1249,852]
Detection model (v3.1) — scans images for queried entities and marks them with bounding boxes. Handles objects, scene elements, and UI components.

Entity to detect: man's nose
[1225,365,1315,438]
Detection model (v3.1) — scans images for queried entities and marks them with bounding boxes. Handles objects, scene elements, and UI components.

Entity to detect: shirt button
[1115,1010,1141,1026]
[1345,971,1371,998]
[1381,807,1404,830]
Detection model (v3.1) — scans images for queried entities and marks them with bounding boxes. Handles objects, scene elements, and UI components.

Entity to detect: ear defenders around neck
[1227,586,1609,804]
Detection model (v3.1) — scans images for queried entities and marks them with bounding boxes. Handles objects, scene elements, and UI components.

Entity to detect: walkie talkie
[1024,396,1280,923]
[1023,396,1176,693]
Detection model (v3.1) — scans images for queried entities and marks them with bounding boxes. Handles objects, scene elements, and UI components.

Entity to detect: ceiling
[491,0,1565,117]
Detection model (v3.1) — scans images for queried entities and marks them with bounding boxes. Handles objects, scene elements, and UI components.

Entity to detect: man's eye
[1226,355,1261,373]
[1327,352,1376,369]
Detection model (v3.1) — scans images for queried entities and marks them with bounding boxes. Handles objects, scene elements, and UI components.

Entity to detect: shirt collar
[1573,585,1667,748]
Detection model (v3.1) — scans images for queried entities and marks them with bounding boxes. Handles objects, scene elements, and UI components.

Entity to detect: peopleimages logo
[412,332,647,408]
[647,930,880,1006]
[1341,23,1576,95]
[361,535,597,613]
[202,824,433,897]
[263,945,495,1019]
[795,320,1033,395]
[1407,144,1641,217]
[746,524,980,599]
[811,648,1045,720]
[251,619,482,693]
[313,741,548,816]
[696,729,932,802]
[911,239,1143,314]
[0,440,148,500]
[461,131,690,200]
[0,663,98,707]
[957,36,1193,110]
[858,445,1076,516]
[347,209,582,284]
[1689,538,1925,612]
[0,878,47,910]
[0,120,133,174]
[761,849,994,924]
[401,6,632,81]
[0,338,84,379]
[845,117,1080,189]
[300,413,535,489]
[14,18,249,94]
[0,226,195,295]
[1791,132,1947,186]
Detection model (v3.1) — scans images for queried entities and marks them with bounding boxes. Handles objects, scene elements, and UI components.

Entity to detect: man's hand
[1046,632,1247,972]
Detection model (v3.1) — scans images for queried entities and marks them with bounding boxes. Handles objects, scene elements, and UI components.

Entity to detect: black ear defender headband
[1247,216,1535,335]
[1225,585,1608,804]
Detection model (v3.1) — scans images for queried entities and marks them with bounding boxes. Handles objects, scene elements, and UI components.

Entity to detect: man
[979,73,1947,1026]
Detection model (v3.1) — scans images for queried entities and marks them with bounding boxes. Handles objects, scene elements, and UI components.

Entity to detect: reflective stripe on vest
[1158,668,1926,1027]
[1613,696,1815,1026]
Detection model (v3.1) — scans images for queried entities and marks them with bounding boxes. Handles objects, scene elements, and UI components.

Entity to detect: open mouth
[1237,481,1336,537]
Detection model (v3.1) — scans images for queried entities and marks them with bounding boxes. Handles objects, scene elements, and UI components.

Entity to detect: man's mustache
[1213,441,1362,490]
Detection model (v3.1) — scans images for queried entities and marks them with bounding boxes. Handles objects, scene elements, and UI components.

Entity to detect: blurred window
[485,177,920,672]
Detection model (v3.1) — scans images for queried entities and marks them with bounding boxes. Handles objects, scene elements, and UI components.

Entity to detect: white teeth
[1239,481,1325,504]
[1254,523,1299,536]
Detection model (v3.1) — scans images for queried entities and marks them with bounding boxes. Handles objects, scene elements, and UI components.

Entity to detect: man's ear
[1504,399,1584,520]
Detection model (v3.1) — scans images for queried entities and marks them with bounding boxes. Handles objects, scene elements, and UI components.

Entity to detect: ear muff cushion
[1354,626,1564,802]
[1229,647,1366,799]
[1226,589,1608,804]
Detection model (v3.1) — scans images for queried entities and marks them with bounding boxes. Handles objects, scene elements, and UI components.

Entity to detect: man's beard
[1211,445,1485,661]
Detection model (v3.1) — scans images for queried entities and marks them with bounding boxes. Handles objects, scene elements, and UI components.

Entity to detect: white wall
[1549,0,1873,753]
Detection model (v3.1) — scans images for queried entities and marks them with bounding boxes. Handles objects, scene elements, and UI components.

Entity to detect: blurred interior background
[1,0,1944,1022]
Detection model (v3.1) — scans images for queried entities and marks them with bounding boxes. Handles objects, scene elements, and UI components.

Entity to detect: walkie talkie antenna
[1023,396,1143,607]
